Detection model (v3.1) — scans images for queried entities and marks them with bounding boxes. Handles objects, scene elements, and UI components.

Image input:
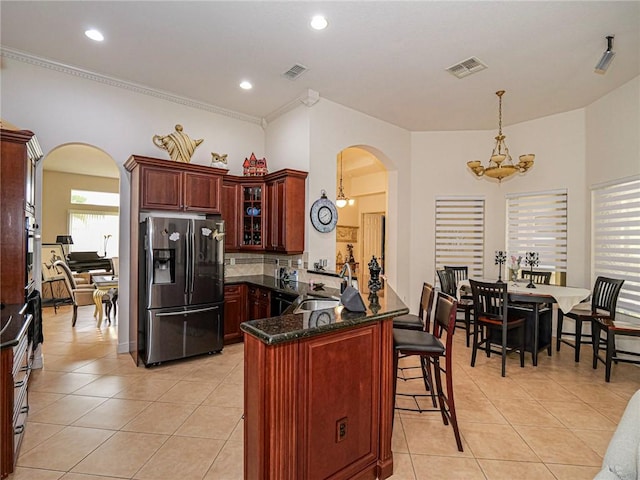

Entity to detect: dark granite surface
[234,276,409,345]
[226,274,343,299]
[0,304,32,349]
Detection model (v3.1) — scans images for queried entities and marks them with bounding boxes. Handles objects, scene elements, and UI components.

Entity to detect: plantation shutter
[434,197,485,282]
[592,176,640,317]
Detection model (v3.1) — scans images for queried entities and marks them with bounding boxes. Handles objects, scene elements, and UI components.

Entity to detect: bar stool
[394,283,436,405]
[392,292,463,452]
[438,269,474,347]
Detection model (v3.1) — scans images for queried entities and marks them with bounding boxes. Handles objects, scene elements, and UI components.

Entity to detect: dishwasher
[271,291,299,316]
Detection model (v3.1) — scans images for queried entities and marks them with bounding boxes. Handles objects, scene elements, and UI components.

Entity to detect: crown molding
[1,46,264,126]
[264,89,320,124]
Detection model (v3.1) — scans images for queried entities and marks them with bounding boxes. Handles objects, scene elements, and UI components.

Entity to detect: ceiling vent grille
[446,57,487,79]
[282,63,309,80]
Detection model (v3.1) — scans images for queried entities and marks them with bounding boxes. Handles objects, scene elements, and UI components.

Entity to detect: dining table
[459,279,591,366]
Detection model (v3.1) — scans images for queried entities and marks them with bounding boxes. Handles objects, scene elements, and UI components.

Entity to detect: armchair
[54,260,104,326]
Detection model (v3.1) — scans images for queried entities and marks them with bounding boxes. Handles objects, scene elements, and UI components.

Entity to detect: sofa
[595,389,640,480]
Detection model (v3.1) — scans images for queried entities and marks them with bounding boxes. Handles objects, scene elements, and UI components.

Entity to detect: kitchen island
[240,286,408,480]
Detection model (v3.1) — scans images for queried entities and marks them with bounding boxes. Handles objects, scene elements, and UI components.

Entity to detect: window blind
[69,210,119,258]
[506,190,568,274]
[592,177,640,317]
[435,197,485,282]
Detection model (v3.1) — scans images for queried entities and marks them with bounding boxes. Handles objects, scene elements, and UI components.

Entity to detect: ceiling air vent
[282,63,309,80]
[446,57,487,79]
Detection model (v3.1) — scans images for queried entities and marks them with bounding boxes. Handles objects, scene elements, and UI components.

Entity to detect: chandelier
[336,151,350,208]
[467,90,534,182]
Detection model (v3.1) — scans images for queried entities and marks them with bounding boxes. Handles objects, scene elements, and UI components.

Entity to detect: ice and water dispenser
[152,249,175,284]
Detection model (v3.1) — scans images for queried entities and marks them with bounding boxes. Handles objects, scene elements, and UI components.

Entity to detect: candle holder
[494,250,507,283]
[525,252,539,288]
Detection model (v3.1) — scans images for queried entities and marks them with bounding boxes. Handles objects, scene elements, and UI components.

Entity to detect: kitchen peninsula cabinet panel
[244,320,394,480]
[224,284,246,344]
[266,169,307,254]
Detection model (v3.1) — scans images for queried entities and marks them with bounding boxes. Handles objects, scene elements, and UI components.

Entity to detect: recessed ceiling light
[310,15,328,30]
[85,29,104,42]
[239,81,252,90]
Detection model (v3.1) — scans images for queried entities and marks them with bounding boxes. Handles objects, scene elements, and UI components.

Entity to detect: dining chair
[444,265,468,286]
[438,269,473,347]
[392,291,463,451]
[469,279,526,377]
[521,270,552,285]
[556,276,625,363]
[54,260,106,326]
[592,313,640,382]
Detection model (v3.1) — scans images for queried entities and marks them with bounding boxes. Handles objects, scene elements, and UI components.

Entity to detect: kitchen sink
[292,297,340,314]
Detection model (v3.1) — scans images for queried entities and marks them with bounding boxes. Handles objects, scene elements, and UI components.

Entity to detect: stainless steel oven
[25,214,36,296]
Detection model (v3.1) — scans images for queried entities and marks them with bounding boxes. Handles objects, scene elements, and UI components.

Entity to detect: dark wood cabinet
[125,156,226,214]
[224,284,246,344]
[0,128,40,306]
[240,183,265,250]
[266,169,307,254]
[221,169,307,253]
[247,285,270,320]
[1,310,32,479]
[244,319,395,480]
[221,179,240,253]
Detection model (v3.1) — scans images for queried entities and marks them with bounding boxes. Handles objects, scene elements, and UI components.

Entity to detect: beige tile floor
[9,304,640,480]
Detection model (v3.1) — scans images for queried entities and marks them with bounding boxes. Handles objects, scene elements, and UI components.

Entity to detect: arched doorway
[39,143,120,332]
[336,147,388,292]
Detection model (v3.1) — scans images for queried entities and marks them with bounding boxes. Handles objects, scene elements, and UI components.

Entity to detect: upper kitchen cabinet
[265,169,308,254]
[221,177,241,253]
[124,156,227,214]
[239,182,265,250]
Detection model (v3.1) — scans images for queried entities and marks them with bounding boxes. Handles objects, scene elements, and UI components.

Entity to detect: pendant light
[336,151,349,208]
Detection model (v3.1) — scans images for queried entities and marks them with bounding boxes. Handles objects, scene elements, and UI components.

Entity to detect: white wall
[409,108,587,310]
[1,57,264,353]
[308,99,412,302]
[265,105,310,172]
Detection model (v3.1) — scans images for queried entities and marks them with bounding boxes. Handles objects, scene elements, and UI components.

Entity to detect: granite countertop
[226,274,343,299]
[238,281,408,346]
[0,304,32,349]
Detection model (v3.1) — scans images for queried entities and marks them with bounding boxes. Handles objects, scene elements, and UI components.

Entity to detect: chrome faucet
[339,262,353,289]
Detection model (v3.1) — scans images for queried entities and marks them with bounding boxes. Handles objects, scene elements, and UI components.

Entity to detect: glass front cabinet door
[241,183,265,249]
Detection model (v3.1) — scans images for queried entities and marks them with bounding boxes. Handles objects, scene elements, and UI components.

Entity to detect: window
[68,210,119,258]
[506,189,568,284]
[435,197,485,282]
[592,176,640,318]
[71,189,119,207]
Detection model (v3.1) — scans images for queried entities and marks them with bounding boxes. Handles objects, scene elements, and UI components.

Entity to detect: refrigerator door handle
[145,221,154,307]
[185,220,192,300]
[155,305,220,317]
[190,221,196,296]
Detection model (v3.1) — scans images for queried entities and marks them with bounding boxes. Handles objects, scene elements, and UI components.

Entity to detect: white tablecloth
[458,279,591,314]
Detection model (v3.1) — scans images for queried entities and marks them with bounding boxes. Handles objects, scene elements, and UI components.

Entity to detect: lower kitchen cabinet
[248,285,271,321]
[224,284,247,344]
[1,310,32,479]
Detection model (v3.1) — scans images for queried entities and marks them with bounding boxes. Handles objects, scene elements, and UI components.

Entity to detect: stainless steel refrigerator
[139,215,225,366]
